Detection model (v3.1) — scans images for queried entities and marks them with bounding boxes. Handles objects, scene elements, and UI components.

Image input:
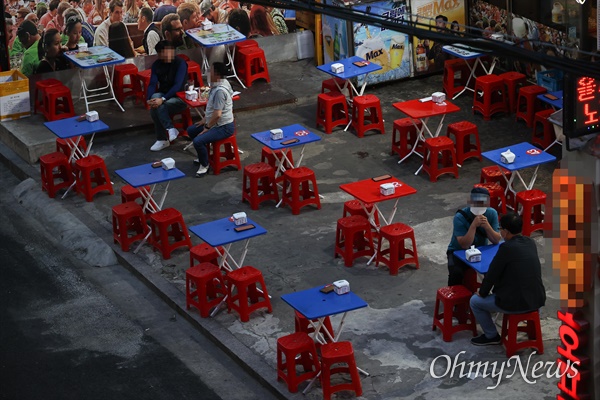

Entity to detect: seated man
[470,212,546,345]
[136,6,161,55]
[187,62,234,177]
[147,40,188,151]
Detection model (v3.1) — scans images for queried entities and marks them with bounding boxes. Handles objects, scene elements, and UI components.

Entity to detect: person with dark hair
[137,6,161,55]
[249,5,277,38]
[227,8,250,37]
[147,40,188,151]
[423,14,448,71]
[178,2,200,49]
[10,12,38,58]
[35,28,70,74]
[470,212,546,346]
[62,11,84,51]
[94,0,125,46]
[46,2,70,32]
[36,3,48,23]
[18,20,42,76]
[186,62,234,177]
[161,13,184,48]
[450,20,461,36]
[108,21,136,58]
[40,0,60,28]
[153,0,177,22]
[200,0,227,24]
[446,187,501,286]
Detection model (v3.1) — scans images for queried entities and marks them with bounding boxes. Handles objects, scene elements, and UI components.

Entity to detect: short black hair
[500,212,522,234]
[155,40,174,53]
[139,7,153,22]
[435,15,448,22]
[212,62,227,77]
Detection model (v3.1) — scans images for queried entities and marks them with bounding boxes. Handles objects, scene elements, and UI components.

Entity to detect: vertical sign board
[563,74,600,150]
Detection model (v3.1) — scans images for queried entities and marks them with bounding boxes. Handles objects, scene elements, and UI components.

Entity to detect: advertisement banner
[322,0,351,64]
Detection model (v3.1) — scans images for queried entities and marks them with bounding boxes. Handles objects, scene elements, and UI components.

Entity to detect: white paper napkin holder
[432,92,446,104]
[161,157,175,170]
[185,90,198,101]
[333,279,350,295]
[380,183,395,196]
[201,20,212,30]
[270,129,283,140]
[465,245,482,262]
[500,149,515,164]
[85,111,99,122]
[331,63,344,74]
[232,212,247,225]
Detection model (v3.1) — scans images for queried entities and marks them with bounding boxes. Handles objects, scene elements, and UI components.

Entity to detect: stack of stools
[148,207,192,259]
[189,242,224,267]
[351,94,385,137]
[120,184,157,213]
[376,223,419,275]
[260,146,294,181]
[56,136,87,159]
[321,77,349,97]
[432,285,477,342]
[237,47,270,87]
[43,84,76,121]
[294,310,335,346]
[111,201,148,251]
[185,60,203,88]
[422,137,459,182]
[137,69,153,109]
[39,152,73,198]
[234,39,259,70]
[501,311,544,357]
[391,118,423,159]
[334,215,374,267]
[242,162,279,209]
[498,71,527,114]
[206,132,242,175]
[186,262,226,318]
[277,332,321,393]
[113,63,142,104]
[480,165,514,209]
[472,74,507,120]
[473,182,507,215]
[72,155,114,202]
[316,91,349,134]
[443,58,470,99]
[281,167,321,215]
[516,85,547,128]
[320,341,363,400]
[226,265,272,322]
[515,189,547,236]
[34,78,63,114]
[532,109,556,150]
[446,120,481,165]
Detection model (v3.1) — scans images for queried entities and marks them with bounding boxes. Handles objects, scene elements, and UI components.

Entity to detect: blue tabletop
[44,116,109,139]
[189,217,267,247]
[186,25,246,47]
[251,124,321,150]
[537,90,563,109]
[442,44,486,59]
[481,142,556,171]
[115,163,185,187]
[316,56,382,80]
[454,244,500,274]
[64,46,125,69]
[281,286,368,320]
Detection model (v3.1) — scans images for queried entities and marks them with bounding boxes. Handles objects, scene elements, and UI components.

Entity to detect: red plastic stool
[320,341,362,400]
[446,120,481,165]
[501,311,544,357]
[351,94,385,137]
[170,108,192,135]
[474,182,507,215]
[242,162,279,210]
[480,166,513,206]
[321,77,351,97]
[34,78,63,114]
[334,215,375,267]
[206,133,242,175]
[186,262,226,318]
[342,199,379,226]
[443,58,470,99]
[516,189,547,236]
[294,310,335,345]
[376,222,419,275]
[422,137,459,182]
[111,201,149,251]
[39,151,73,198]
[238,47,270,87]
[43,85,75,121]
[113,63,142,104]
[277,332,321,393]
[281,167,321,215]
[226,265,272,322]
[149,207,192,259]
[186,60,203,87]
[473,74,507,120]
[432,285,477,342]
[516,85,547,128]
[532,109,556,150]
[260,146,294,172]
[137,69,153,109]
[498,71,527,114]
[56,136,87,159]
[234,39,259,70]
[316,92,349,134]
[391,118,423,158]
[120,184,158,213]
[189,242,224,268]
[72,155,114,202]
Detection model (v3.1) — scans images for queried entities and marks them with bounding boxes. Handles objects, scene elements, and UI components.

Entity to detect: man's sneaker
[168,128,179,142]
[195,164,209,177]
[471,333,502,346]
[193,158,200,165]
[150,140,170,151]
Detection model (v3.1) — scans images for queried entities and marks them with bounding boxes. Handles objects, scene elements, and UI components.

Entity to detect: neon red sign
[564,75,600,138]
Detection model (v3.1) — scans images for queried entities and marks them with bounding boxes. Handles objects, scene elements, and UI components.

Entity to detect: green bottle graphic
[333,23,340,60]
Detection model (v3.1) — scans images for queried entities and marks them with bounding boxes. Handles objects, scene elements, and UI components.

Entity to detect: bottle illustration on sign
[355,24,390,75]
[415,40,428,72]
[323,23,334,61]
[333,23,340,60]
[389,34,405,67]
[552,1,564,24]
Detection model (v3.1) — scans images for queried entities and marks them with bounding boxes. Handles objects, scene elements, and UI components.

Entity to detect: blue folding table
[44,116,109,162]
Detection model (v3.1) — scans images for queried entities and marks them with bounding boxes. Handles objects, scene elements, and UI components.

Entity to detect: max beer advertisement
[322,0,351,65]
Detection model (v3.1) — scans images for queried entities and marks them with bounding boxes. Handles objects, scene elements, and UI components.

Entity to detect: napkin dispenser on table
[185,90,198,101]
[270,128,283,140]
[333,279,350,295]
[465,245,482,262]
[500,149,515,164]
[201,20,212,30]
[161,157,175,170]
[85,111,99,122]
[380,183,395,196]
[331,63,344,74]
[432,92,446,104]
[232,212,247,225]
[491,33,504,41]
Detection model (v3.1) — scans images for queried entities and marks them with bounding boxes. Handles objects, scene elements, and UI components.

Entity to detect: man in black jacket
[470,212,546,345]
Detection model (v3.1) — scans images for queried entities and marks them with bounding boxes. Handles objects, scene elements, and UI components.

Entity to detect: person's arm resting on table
[477,244,508,297]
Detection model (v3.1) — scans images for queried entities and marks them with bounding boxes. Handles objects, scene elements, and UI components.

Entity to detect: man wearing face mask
[446,187,501,286]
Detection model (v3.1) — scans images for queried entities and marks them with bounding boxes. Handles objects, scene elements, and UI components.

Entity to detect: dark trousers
[447,251,468,286]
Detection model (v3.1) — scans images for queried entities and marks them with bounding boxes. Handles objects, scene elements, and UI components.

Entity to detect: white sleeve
[147,31,160,55]
[93,23,108,46]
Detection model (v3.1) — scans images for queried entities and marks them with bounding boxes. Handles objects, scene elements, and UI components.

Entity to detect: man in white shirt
[93,0,124,46]
[136,6,160,55]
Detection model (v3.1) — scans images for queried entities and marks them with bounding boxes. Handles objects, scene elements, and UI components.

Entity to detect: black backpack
[456,209,488,238]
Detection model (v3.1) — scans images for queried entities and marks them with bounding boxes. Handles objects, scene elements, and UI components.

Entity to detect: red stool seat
[473,74,507,120]
[376,222,419,275]
[170,108,192,136]
[39,151,73,198]
[432,285,477,342]
[294,310,335,345]
[186,60,203,88]
[43,85,75,121]
[149,207,192,259]
[260,146,294,182]
[189,242,224,268]
[351,94,385,137]
[516,85,547,128]
[422,137,459,182]
[443,58,470,99]
[532,109,556,150]
[474,182,507,214]
[480,166,513,207]
[391,118,423,159]
[226,265,272,322]
[238,47,270,87]
[334,215,375,267]
[186,262,226,318]
[320,341,362,400]
[112,201,149,251]
[207,132,241,175]
[242,162,279,210]
[321,77,351,98]
[498,71,527,114]
[316,92,349,134]
[56,137,87,159]
[113,63,142,104]
[120,184,154,209]
[342,199,379,227]
[446,120,481,165]
[34,78,63,114]
[72,155,114,202]
[234,40,259,70]
[281,167,321,215]
[137,69,153,109]
[516,189,547,236]
[277,332,320,393]
[501,311,544,358]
